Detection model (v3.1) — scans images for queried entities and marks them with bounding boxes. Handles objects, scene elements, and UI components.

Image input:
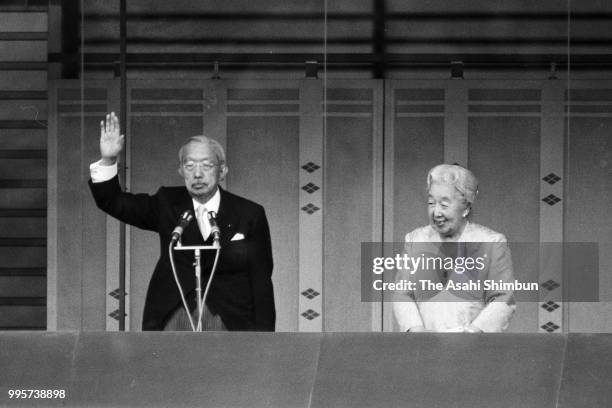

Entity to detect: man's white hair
[178,135,226,165]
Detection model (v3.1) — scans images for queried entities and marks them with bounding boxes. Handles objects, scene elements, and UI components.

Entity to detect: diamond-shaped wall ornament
[542,194,562,206]
[301,288,320,299]
[541,322,560,332]
[109,309,126,321]
[542,173,561,185]
[301,309,320,320]
[109,288,126,300]
[542,279,560,291]
[301,203,320,214]
[541,301,560,312]
[302,162,320,173]
[301,182,320,194]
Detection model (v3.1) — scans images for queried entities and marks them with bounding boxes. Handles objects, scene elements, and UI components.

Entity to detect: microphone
[171,210,194,243]
[207,211,221,242]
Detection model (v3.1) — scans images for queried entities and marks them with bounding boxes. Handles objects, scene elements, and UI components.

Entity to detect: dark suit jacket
[89,176,275,331]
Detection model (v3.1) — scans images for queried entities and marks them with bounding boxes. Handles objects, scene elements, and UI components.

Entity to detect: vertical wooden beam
[118,0,127,331]
[105,82,121,331]
[371,80,384,331]
[298,80,323,331]
[539,81,565,333]
[382,80,395,332]
[46,82,58,331]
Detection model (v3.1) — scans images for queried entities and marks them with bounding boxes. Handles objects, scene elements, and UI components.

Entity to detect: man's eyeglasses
[182,161,218,172]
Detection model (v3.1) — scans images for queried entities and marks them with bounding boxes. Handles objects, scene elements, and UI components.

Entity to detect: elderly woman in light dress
[393,164,516,332]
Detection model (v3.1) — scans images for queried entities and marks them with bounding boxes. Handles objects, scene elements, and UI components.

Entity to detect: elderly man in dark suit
[89,112,275,331]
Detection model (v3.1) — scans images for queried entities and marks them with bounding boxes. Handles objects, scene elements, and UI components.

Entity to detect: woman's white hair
[178,135,226,165]
[427,164,478,205]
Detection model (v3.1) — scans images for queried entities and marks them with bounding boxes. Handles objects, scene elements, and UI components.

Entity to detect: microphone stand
[173,238,221,332]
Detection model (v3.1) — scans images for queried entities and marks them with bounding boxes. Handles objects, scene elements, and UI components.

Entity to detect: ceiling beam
[48,52,612,68]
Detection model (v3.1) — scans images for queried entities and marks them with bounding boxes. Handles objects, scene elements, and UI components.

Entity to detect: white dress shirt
[192,190,220,240]
[89,159,118,183]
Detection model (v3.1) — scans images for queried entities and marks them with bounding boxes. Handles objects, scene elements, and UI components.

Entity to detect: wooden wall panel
[226,115,300,332]
[389,86,446,241]
[324,116,374,331]
[565,82,612,332]
[48,81,118,331]
[323,82,382,331]
[391,115,440,232]
[55,117,108,330]
[51,112,81,331]
[467,116,541,241]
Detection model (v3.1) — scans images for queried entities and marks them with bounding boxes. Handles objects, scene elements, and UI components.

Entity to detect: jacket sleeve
[392,233,425,331]
[471,236,516,332]
[88,175,160,232]
[247,206,276,331]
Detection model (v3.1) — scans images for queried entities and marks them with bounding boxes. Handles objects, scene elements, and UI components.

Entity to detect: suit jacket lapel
[216,188,239,246]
